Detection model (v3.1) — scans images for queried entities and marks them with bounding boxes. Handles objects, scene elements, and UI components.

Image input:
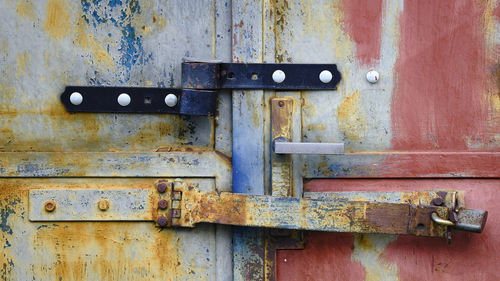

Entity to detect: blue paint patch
[80,0,150,83]
[36,224,50,230]
[1,197,20,249]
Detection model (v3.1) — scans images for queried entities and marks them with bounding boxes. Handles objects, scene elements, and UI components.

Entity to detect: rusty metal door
[230,0,500,281]
[0,1,233,280]
[1,1,499,281]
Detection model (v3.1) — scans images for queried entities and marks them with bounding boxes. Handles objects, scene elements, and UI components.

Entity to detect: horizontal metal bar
[274,142,344,155]
[29,189,153,221]
[60,86,217,116]
[0,152,231,179]
[182,62,342,90]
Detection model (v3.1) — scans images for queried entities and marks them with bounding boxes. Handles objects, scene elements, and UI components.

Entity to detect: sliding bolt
[272,70,286,83]
[70,92,83,105]
[117,93,131,106]
[164,94,178,107]
[319,70,333,83]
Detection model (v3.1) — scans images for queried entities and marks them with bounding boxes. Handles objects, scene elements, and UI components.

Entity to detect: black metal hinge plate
[60,86,217,116]
[182,63,342,90]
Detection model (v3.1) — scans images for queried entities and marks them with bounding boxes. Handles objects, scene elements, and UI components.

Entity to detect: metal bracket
[60,60,342,116]
[182,62,342,90]
[61,86,217,116]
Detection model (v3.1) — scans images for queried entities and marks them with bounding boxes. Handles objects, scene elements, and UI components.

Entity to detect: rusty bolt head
[44,200,56,212]
[158,199,169,210]
[448,210,459,223]
[97,199,110,211]
[157,183,167,193]
[431,197,444,206]
[157,216,168,227]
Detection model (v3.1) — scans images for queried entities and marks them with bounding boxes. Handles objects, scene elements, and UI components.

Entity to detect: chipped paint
[337,91,367,140]
[352,234,399,281]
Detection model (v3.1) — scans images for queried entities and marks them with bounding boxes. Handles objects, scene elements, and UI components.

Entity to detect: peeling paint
[352,234,399,281]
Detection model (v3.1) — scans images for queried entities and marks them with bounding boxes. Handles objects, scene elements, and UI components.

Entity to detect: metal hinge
[60,60,341,116]
[28,179,487,241]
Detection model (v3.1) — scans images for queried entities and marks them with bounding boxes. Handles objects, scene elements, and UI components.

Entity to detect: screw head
[366,70,380,83]
[272,70,286,83]
[157,216,168,227]
[319,70,333,83]
[70,92,83,105]
[157,183,167,193]
[44,200,56,212]
[97,199,110,211]
[164,94,178,107]
[158,199,169,210]
[117,93,131,106]
[431,197,444,206]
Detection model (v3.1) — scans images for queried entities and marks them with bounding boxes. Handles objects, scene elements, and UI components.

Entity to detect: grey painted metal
[274,142,344,155]
[29,189,151,221]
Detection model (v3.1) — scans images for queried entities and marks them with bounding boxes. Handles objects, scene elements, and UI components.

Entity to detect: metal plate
[60,86,217,116]
[29,189,152,221]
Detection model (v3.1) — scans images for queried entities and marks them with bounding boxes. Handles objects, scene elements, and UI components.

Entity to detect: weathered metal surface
[29,189,152,221]
[0,0,233,280]
[151,180,488,238]
[271,98,293,197]
[279,179,500,281]
[60,86,218,116]
[1,178,219,280]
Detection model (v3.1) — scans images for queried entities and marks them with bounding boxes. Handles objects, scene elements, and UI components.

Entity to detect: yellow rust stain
[74,18,115,70]
[337,91,367,139]
[16,0,34,20]
[15,52,29,78]
[43,0,72,40]
[131,1,167,37]
[352,234,399,281]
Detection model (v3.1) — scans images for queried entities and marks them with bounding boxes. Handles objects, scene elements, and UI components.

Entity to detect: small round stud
[319,70,333,83]
[117,93,131,106]
[97,199,110,211]
[272,70,286,83]
[164,94,178,107]
[44,200,56,212]
[366,70,380,83]
[70,92,83,105]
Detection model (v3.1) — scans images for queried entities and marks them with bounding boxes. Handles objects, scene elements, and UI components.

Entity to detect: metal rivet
[272,70,286,83]
[44,200,56,212]
[97,199,110,211]
[158,199,169,210]
[164,94,178,107]
[157,182,167,193]
[431,197,443,206]
[117,93,131,106]
[70,92,83,105]
[157,216,168,227]
[366,70,379,83]
[319,70,333,83]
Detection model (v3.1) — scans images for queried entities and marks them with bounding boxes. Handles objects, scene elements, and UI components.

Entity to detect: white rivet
[319,70,333,83]
[284,259,287,262]
[272,70,286,83]
[366,70,380,83]
[70,92,83,105]
[117,93,131,106]
[164,94,178,107]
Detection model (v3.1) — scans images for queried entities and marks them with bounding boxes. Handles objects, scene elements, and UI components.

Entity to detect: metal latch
[60,60,342,116]
[28,180,488,241]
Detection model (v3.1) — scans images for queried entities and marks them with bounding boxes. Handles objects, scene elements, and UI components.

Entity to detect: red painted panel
[392,1,494,150]
[278,179,500,281]
[341,0,383,66]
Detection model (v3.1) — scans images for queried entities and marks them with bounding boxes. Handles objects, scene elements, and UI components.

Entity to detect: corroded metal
[153,181,487,238]
[271,98,293,197]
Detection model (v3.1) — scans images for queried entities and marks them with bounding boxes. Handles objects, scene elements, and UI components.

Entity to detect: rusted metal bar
[154,180,488,238]
[271,98,293,197]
